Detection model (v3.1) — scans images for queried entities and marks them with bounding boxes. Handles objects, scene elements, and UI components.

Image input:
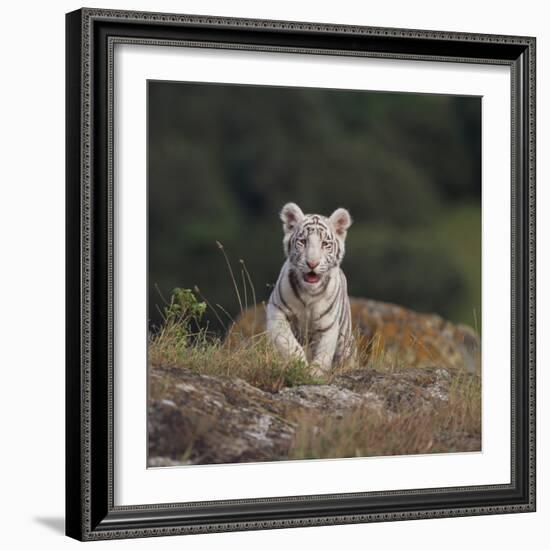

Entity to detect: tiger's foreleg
[309,325,339,377]
[266,303,307,364]
[333,302,357,368]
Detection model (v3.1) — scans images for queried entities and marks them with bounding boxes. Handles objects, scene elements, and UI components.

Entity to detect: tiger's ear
[280,203,304,234]
[330,208,352,238]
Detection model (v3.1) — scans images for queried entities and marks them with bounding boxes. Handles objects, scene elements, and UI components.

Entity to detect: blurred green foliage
[148,82,481,332]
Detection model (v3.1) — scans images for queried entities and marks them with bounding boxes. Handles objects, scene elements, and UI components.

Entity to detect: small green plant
[164,288,206,340]
[155,287,207,352]
[165,288,206,325]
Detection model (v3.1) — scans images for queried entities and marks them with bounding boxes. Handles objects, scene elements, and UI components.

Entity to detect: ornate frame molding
[66,8,536,541]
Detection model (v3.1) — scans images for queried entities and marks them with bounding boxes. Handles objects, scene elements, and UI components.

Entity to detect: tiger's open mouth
[303,271,320,284]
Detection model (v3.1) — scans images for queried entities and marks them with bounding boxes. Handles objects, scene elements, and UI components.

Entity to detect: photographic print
[147,81,482,467]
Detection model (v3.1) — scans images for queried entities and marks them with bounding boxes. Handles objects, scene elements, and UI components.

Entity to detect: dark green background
[148,81,481,333]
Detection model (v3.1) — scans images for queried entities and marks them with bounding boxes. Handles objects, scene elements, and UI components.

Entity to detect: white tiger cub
[267,202,356,376]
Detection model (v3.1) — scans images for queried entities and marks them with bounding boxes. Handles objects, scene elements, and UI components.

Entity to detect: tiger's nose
[307,260,319,270]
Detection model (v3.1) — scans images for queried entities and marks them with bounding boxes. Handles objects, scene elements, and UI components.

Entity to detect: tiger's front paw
[309,361,331,380]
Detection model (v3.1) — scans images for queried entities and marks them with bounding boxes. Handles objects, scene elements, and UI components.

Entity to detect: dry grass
[149,283,362,391]
[149,301,319,392]
[288,371,481,459]
[150,332,321,393]
[294,326,481,460]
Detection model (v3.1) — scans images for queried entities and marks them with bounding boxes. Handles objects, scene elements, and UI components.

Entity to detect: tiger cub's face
[280,202,352,289]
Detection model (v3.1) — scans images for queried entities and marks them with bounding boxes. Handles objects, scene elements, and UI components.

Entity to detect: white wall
[0,0,546,548]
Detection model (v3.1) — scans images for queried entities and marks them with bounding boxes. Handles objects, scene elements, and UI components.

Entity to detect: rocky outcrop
[148,363,475,466]
[149,299,481,466]
[148,367,294,465]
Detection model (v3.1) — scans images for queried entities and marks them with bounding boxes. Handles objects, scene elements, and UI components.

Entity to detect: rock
[148,363,473,466]
[276,384,381,418]
[148,367,295,465]
[148,456,184,468]
[335,366,451,413]
[228,297,480,372]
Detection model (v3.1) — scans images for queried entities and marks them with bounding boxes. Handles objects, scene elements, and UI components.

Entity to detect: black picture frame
[66,7,536,541]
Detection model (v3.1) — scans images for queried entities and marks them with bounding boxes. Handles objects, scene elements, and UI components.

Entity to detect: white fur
[267,203,355,376]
